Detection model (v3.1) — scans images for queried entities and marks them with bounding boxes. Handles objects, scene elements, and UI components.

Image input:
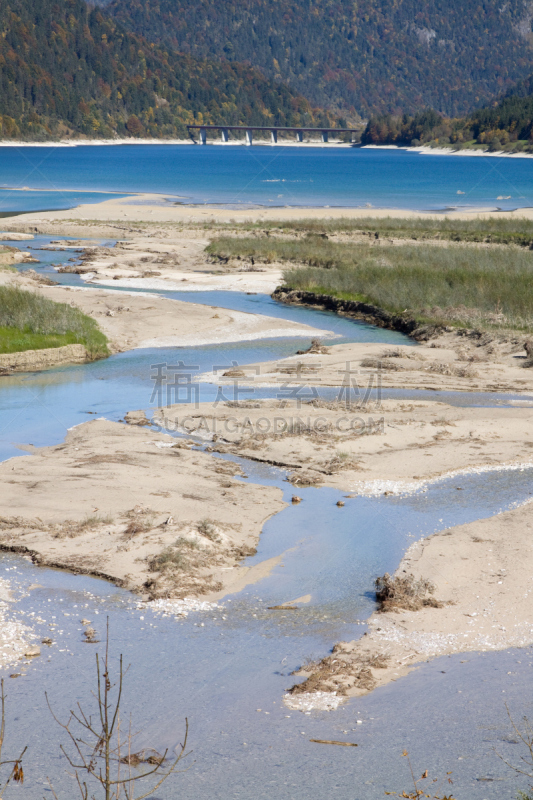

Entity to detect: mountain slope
[0,0,337,139]
[103,0,533,119]
[361,77,533,151]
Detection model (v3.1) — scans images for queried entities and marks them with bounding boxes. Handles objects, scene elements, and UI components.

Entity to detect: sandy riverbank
[0,138,355,148]
[9,222,287,294]
[1,268,330,357]
[151,394,533,491]
[286,498,533,709]
[191,330,533,398]
[4,191,533,230]
[367,142,533,159]
[0,418,286,601]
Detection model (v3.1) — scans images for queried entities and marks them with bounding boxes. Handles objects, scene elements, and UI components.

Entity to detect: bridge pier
[187,125,360,144]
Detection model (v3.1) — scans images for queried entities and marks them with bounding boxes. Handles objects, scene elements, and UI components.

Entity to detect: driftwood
[309,739,358,747]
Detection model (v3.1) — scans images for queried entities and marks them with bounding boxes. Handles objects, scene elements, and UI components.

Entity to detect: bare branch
[48,619,190,800]
[0,679,27,800]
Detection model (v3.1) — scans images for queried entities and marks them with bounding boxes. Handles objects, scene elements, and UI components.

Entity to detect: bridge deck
[187,125,360,133]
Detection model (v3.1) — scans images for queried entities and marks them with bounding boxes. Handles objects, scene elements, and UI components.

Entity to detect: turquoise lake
[1,144,533,211]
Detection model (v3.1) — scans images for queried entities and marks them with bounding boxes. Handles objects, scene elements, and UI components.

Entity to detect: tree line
[0,0,338,140]
[361,83,533,153]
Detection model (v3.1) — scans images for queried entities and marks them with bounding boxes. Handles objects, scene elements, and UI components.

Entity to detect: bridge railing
[187,124,361,145]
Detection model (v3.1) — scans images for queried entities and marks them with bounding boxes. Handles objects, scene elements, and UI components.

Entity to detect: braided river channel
[1,235,533,799]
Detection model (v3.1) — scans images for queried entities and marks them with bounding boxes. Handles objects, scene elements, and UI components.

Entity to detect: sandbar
[0,418,286,601]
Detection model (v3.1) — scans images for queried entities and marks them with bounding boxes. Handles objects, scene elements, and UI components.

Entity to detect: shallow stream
[1,238,532,798]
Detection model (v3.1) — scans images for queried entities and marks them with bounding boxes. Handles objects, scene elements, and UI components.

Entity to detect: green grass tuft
[208,235,533,332]
[0,286,108,357]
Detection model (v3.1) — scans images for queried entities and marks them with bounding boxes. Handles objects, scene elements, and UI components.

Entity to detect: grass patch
[208,236,533,332]
[0,286,108,357]
[236,215,533,246]
[0,326,91,354]
[196,519,222,542]
[52,514,114,539]
[150,547,190,572]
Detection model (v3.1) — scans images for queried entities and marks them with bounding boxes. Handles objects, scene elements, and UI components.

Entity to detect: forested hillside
[103,0,533,119]
[0,0,337,139]
[361,78,533,152]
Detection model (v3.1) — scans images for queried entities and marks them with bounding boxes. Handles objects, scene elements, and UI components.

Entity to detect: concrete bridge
[187,124,361,145]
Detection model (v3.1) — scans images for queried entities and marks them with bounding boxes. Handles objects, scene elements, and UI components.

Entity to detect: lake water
[1,145,533,211]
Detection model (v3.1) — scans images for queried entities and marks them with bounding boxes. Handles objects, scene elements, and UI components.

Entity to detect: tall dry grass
[208,236,533,331]
[242,215,533,246]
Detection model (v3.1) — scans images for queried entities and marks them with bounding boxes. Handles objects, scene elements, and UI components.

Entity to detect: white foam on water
[141,597,220,618]
[352,460,533,497]
[283,691,345,712]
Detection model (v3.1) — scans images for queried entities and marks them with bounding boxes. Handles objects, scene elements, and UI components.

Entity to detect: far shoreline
[4,191,533,223]
[2,138,533,160]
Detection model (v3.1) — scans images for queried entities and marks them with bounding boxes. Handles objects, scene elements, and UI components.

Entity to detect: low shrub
[375,572,442,612]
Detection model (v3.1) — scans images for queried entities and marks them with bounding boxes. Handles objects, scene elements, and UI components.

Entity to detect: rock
[223,369,245,377]
[57,265,92,274]
[296,338,330,355]
[121,753,142,766]
[24,645,41,657]
[84,627,98,643]
[1,233,34,241]
[124,410,151,427]
[23,269,59,286]
[291,496,302,504]
[41,637,53,645]
[336,501,345,507]
[80,618,91,625]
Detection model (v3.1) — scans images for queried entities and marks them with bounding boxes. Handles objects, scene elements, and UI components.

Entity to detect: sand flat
[288,499,533,704]
[152,397,533,491]
[0,419,285,600]
[7,191,533,225]
[200,334,533,394]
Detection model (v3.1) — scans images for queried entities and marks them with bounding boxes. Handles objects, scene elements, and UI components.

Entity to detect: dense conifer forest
[103,0,533,119]
[361,78,533,152]
[0,0,337,139]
